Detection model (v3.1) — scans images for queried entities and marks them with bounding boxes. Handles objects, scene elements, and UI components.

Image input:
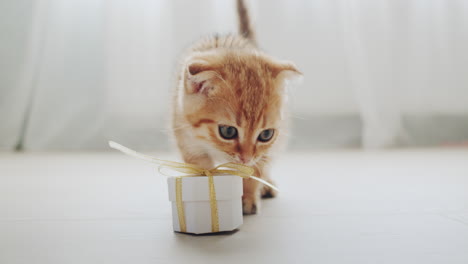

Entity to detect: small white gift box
[108,141,277,235]
[167,175,243,234]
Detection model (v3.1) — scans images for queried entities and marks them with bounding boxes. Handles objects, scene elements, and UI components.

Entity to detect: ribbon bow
[108,141,277,233]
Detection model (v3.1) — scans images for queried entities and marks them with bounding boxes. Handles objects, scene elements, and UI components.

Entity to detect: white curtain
[1,0,467,150]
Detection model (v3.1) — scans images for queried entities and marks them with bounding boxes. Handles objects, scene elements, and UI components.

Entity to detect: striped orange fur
[171,0,300,214]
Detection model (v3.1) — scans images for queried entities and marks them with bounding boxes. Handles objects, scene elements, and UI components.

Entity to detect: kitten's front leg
[260,177,278,198]
[243,164,268,214]
[242,176,260,214]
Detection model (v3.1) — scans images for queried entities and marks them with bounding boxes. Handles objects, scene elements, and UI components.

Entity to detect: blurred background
[1,0,468,151]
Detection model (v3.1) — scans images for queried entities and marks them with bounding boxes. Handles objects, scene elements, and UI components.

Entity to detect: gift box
[108,141,277,235]
[167,175,243,234]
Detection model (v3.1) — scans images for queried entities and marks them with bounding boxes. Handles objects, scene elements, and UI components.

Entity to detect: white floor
[1,150,468,264]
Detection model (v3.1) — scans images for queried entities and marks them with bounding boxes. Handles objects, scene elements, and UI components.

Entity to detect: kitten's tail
[237,0,256,44]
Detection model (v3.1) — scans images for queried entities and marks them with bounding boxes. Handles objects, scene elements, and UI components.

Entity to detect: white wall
[0,0,34,150]
[1,0,468,150]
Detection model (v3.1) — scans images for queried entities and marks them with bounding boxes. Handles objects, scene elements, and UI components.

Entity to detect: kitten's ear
[270,62,302,81]
[185,60,220,96]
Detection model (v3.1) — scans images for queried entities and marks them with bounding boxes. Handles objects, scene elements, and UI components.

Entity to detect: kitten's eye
[219,125,238,140]
[258,129,275,142]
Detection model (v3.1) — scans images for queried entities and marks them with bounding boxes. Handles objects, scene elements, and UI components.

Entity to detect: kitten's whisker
[290,114,309,120]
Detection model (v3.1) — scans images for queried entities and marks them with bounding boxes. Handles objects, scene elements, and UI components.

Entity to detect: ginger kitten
[172,0,301,214]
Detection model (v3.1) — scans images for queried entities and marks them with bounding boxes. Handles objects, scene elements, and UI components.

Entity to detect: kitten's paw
[261,179,278,199]
[242,195,259,215]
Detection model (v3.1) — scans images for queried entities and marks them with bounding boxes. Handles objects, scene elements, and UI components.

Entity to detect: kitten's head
[181,50,301,166]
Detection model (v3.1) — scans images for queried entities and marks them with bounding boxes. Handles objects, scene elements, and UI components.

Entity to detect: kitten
[172,0,301,214]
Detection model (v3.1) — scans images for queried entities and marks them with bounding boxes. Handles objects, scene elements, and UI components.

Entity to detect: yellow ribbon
[108,141,278,233]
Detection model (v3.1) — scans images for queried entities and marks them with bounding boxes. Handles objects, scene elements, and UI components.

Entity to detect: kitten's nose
[240,154,252,164]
